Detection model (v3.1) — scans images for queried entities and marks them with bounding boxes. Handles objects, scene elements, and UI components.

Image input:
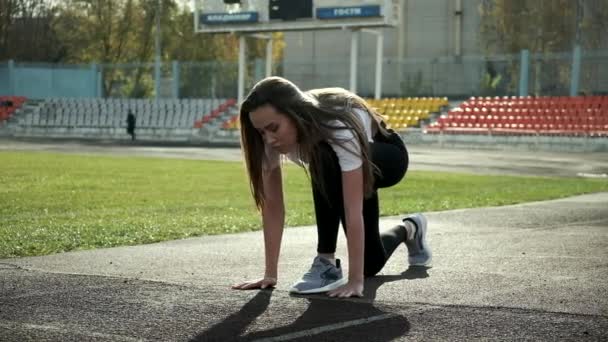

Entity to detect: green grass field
[1,150,607,259]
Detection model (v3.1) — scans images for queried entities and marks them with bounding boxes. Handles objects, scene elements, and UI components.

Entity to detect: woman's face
[249,103,298,154]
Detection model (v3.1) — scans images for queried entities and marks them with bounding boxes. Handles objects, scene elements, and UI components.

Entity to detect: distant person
[126,110,136,141]
[232,76,432,298]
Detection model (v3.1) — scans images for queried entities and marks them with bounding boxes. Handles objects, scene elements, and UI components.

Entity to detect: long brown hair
[239,76,390,209]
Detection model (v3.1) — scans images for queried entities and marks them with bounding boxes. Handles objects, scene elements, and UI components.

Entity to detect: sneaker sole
[407,214,432,266]
[289,277,348,294]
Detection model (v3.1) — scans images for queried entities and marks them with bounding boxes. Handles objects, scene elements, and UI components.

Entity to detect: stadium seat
[366,97,448,131]
[195,98,238,129]
[425,95,608,137]
[0,96,27,122]
[6,97,247,139]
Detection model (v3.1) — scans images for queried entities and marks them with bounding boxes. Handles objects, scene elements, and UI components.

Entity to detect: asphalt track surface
[1,138,607,341]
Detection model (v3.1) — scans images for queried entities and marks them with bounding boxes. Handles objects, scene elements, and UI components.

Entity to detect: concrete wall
[403,0,480,58]
[281,0,483,96]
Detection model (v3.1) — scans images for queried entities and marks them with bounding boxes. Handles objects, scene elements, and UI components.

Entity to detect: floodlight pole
[350,29,360,93]
[265,38,273,78]
[237,33,273,104]
[362,28,385,100]
[249,33,273,78]
[375,32,384,100]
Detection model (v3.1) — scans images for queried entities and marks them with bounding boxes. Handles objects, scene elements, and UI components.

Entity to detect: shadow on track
[191,266,430,341]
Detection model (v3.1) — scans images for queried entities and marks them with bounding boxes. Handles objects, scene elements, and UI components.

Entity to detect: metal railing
[2,49,606,99]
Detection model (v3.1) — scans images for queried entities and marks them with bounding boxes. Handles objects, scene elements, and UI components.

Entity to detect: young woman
[232,76,431,298]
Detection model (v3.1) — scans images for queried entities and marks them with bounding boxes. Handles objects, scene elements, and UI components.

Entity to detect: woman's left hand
[327,280,364,298]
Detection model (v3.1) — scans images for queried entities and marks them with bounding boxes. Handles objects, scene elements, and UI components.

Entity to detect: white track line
[252,313,400,342]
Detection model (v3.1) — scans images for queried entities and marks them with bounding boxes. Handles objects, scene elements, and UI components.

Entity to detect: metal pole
[454,0,462,56]
[519,49,529,96]
[172,60,179,98]
[570,45,582,96]
[98,64,103,97]
[238,35,246,104]
[266,38,273,78]
[570,1,583,96]
[375,31,384,99]
[397,0,406,75]
[154,0,162,101]
[350,29,359,93]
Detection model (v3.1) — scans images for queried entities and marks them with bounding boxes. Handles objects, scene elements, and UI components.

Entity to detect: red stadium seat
[426,95,608,136]
[0,95,28,122]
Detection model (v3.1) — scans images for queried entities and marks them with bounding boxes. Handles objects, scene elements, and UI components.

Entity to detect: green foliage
[1,151,607,258]
[478,0,608,95]
[478,0,607,54]
[0,0,63,61]
[0,0,285,75]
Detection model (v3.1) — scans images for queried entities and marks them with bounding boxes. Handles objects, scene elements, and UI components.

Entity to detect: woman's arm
[232,165,285,290]
[261,165,285,279]
[328,167,365,297]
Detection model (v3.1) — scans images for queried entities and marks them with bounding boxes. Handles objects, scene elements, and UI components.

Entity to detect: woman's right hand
[231,277,277,290]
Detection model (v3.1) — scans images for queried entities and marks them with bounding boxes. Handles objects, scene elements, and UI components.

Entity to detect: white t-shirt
[264,108,373,172]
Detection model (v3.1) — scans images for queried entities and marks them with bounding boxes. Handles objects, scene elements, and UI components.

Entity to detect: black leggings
[310,132,409,277]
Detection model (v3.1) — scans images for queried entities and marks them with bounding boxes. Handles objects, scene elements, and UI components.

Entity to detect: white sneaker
[403,213,433,266]
[289,256,347,294]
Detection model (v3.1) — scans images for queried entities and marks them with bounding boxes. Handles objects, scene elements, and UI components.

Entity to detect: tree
[478,0,608,95]
[0,0,63,62]
[1,0,286,98]
[164,6,284,98]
